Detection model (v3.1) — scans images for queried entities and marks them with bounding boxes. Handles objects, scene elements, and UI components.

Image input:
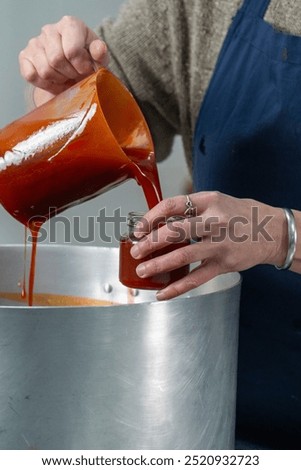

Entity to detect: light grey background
[0,0,190,246]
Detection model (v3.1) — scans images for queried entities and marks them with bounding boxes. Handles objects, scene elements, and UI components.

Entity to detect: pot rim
[0,243,241,310]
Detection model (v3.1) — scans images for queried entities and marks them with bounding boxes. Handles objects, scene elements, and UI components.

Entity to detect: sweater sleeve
[95,0,181,162]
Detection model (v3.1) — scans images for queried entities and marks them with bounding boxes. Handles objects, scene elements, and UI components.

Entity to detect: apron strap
[243,0,270,18]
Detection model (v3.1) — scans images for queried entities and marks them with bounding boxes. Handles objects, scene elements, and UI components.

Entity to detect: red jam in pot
[119,212,190,290]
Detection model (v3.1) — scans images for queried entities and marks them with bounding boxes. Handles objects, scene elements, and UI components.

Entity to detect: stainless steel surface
[0,245,241,450]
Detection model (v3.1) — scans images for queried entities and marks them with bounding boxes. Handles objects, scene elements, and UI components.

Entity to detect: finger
[57,20,99,75]
[19,55,74,95]
[20,31,77,83]
[89,39,110,67]
[41,27,81,79]
[134,192,215,237]
[156,261,220,301]
[19,42,65,85]
[134,195,195,236]
[131,219,189,258]
[135,242,214,279]
[131,216,212,259]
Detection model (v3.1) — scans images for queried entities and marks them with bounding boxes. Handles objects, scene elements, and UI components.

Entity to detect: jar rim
[127,211,145,227]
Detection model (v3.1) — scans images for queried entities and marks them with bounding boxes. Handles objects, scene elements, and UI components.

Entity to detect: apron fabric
[193,0,301,449]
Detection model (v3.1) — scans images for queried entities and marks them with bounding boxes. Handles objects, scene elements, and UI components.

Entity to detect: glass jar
[119,212,190,290]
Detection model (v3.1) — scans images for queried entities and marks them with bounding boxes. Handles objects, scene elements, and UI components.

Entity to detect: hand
[19,16,109,106]
[130,191,287,300]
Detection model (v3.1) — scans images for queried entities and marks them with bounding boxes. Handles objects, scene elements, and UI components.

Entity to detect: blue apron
[193,0,301,449]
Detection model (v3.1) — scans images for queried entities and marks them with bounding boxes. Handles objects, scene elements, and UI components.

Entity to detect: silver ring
[184,195,196,218]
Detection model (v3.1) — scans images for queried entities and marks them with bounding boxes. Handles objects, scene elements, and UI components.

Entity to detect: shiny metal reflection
[0,245,241,450]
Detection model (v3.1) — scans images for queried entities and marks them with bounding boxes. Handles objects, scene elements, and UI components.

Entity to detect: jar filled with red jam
[119,212,190,290]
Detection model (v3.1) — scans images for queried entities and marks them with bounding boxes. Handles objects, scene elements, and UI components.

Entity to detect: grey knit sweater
[96,0,301,169]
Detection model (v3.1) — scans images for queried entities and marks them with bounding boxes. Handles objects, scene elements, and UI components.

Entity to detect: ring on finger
[184,195,197,218]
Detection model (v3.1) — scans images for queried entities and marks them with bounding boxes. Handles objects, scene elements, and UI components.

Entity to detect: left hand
[130,191,287,300]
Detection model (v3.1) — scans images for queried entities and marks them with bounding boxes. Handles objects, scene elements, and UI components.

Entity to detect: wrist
[275,209,297,270]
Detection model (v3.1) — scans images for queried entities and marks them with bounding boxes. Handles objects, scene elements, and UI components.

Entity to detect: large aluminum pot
[0,245,241,450]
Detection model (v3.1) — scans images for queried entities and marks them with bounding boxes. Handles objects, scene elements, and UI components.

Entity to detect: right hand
[19,16,109,106]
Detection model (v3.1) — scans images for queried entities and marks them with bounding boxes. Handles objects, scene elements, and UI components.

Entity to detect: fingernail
[133,231,144,239]
[133,222,145,239]
[156,290,166,301]
[135,221,143,230]
[130,245,140,258]
[136,264,146,278]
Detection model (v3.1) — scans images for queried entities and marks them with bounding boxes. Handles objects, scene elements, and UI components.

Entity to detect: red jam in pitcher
[0,68,163,305]
[119,212,190,290]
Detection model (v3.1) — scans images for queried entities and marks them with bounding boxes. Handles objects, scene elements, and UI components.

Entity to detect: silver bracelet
[275,208,297,271]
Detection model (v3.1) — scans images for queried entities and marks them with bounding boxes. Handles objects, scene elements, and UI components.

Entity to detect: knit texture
[96,0,301,168]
